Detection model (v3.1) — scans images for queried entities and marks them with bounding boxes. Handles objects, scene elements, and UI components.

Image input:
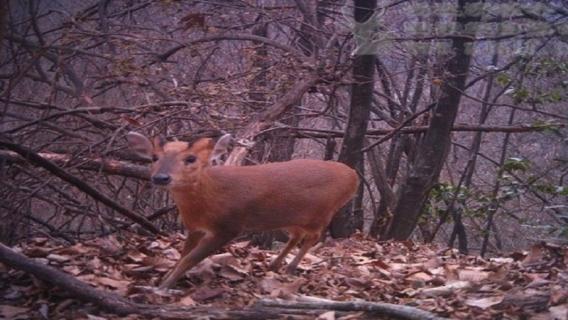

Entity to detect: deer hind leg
[268,229,304,271]
[285,231,321,274]
[159,231,234,289]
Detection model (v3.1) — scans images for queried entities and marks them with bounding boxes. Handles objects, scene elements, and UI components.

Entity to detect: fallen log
[256,296,447,320]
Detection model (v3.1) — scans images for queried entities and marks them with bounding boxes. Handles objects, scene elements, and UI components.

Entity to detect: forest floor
[1,232,567,319]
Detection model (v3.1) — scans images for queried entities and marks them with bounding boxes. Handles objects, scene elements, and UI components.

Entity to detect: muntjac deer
[127,132,358,289]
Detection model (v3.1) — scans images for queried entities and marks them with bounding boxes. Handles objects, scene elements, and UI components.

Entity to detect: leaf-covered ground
[1,233,567,319]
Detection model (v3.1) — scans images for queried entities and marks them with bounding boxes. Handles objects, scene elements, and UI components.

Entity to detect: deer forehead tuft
[189,138,214,151]
[163,141,190,153]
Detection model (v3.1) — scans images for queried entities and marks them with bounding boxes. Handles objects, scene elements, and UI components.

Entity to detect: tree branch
[0,140,160,235]
[263,123,560,140]
[0,150,150,180]
[155,34,308,63]
[225,74,320,165]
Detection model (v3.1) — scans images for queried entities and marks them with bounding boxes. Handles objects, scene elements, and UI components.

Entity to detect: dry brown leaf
[46,253,71,263]
[444,264,460,281]
[232,241,250,248]
[418,280,473,297]
[526,278,552,289]
[86,256,102,271]
[89,236,122,255]
[191,286,225,302]
[96,276,130,290]
[551,286,568,305]
[163,247,181,261]
[259,276,282,294]
[317,311,336,320]
[54,243,91,257]
[121,115,143,127]
[178,295,197,306]
[406,271,433,283]
[487,264,509,282]
[219,264,247,281]
[141,256,174,271]
[352,255,376,265]
[77,274,97,285]
[503,288,550,308]
[423,257,442,269]
[186,258,217,281]
[373,266,392,278]
[210,252,239,266]
[23,246,52,258]
[303,253,323,265]
[391,254,408,263]
[180,13,206,30]
[525,273,548,282]
[337,312,366,320]
[123,264,153,277]
[465,296,504,309]
[549,304,568,320]
[523,243,546,266]
[389,263,408,271]
[0,305,29,319]
[62,265,82,276]
[490,257,514,264]
[148,239,169,250]
[273,278,305,298]
[458,269,491,283]
[127,250,148,263]
[344,277,372,289]
[370,258,391,269]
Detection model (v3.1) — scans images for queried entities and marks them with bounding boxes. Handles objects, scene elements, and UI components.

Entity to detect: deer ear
[209,134,233,166]
[126,132,153,159]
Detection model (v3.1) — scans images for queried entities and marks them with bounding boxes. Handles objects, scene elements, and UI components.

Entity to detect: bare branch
[0,139,160,235]
[0,150,149,180]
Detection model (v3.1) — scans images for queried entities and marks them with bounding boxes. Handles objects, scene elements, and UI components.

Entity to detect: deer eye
[185,155,197,164]
[152,154,159,162]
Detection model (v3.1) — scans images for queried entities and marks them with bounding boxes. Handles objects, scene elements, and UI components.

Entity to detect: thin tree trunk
[445,37,502,252]
[329,0,376,238]
[386,0,482,240]
[480,109,516,257]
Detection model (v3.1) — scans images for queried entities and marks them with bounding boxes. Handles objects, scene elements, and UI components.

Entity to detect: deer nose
[152,173,171,185]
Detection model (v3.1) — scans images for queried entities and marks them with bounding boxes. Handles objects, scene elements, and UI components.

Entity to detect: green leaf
[503,157,531,172]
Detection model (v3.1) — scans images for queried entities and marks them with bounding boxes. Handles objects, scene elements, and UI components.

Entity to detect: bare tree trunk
[445,37,503,253]
[385,0,481,240]
[368,144,395,238]
[481,109,516,257]
[329,0,376,238]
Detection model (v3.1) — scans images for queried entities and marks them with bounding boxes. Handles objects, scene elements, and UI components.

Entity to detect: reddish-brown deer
[127,132,358,289]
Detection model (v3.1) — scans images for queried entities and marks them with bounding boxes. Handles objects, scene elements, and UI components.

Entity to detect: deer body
[127,132,358,289]
[172,159,357,234]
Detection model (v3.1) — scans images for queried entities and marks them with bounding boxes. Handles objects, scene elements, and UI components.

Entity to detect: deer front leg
[161,231,204,283]
[159,232,234,289]
[180,231,205,256]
